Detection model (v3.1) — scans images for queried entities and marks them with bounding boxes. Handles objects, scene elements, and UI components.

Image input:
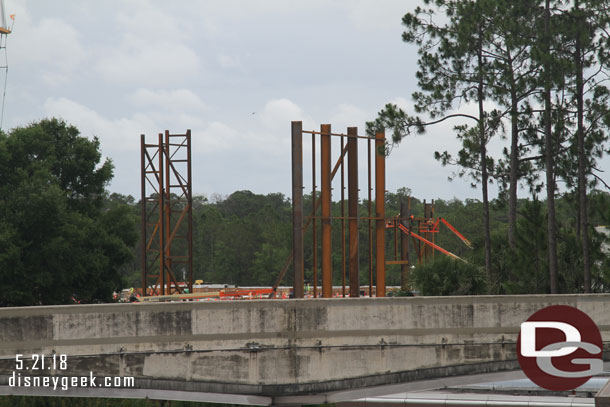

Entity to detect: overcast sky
[3,0,609,202]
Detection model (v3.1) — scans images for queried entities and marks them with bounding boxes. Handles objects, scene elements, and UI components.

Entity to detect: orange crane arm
[397,223,467,262]
[438,217,473,248]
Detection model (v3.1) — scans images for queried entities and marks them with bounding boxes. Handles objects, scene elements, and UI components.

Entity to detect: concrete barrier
[1,294,609,400]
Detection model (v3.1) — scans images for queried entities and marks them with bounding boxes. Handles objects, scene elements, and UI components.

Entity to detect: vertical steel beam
[312,133,317,298]
[347,127,359,297]
[341,134,346,298]
[158,133,165,295]
[375,131,386,297]
[400,200,409,291]
[140,134,147,296]
[164,131,172,293]
[292,121,304,299]
[368,138,373,297]
[321,124,332,298]
[186,129,193,294]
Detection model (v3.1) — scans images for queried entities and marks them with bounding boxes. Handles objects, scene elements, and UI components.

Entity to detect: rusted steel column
[186,129,193,294]
[348,127,360,297]
[312,132,317,298]
[368,138,373,297]
[375,131,386,297]
[164,131,172,293]
[321,124,332,298]
[340,135,346,298]
[341,134,346,297]
[400,200,409,291]
[140,134,147,296]
[292,121,304,299]
[158,133,165,295]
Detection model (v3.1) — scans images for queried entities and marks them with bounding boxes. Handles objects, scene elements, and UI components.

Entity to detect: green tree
[555,0,610,292]
[103,193,140,289]
[0,118,136,305]
[502,199,549,293]
[411,256,488,295]
[194,190,292,287]
[533,0,562,293]
[479,0,541,249]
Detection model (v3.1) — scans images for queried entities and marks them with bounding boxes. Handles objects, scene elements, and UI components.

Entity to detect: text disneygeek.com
[9,371,135,391]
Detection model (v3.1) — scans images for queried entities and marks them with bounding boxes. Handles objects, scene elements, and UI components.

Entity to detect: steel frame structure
[291,121,387,298]
[140,130,193,296]
[386,200,473,267]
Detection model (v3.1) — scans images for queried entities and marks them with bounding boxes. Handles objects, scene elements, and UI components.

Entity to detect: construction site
[137,122,472,302]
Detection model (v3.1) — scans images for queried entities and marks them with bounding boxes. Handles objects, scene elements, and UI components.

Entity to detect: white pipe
[340,394,594,407]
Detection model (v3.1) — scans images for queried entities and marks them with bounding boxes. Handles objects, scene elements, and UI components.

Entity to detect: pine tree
[482,0,541,248]
[561,0,610,292]
[367,0,501,285]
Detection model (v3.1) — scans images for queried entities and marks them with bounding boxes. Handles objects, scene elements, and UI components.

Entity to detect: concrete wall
[1,295,610,397]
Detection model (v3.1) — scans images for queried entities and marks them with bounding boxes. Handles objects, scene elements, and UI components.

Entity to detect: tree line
[119,187,610,296]
[367,0,610,293]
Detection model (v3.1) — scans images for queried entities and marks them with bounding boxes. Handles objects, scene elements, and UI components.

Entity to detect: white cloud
[115,1,189,42]
[91,1,202,87]
[10,17,85,86]
[43,97,154,152]
[348,0,408,31]
[218,54,241,69]
[195,121,239,152]
[96,37,200,87]
[260,98,314,131]
[129,88,207,112]
[329,103,368,131]
[193,0,331,20]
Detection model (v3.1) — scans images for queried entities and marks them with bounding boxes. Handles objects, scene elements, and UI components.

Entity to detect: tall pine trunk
[574,2,591,292]
[544,0,559,293]
[507,50,519,249]
[478,37,492,284]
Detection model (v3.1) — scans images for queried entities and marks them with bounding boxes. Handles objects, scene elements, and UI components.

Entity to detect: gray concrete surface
[1,295,609,403]
[596,378,610,407]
